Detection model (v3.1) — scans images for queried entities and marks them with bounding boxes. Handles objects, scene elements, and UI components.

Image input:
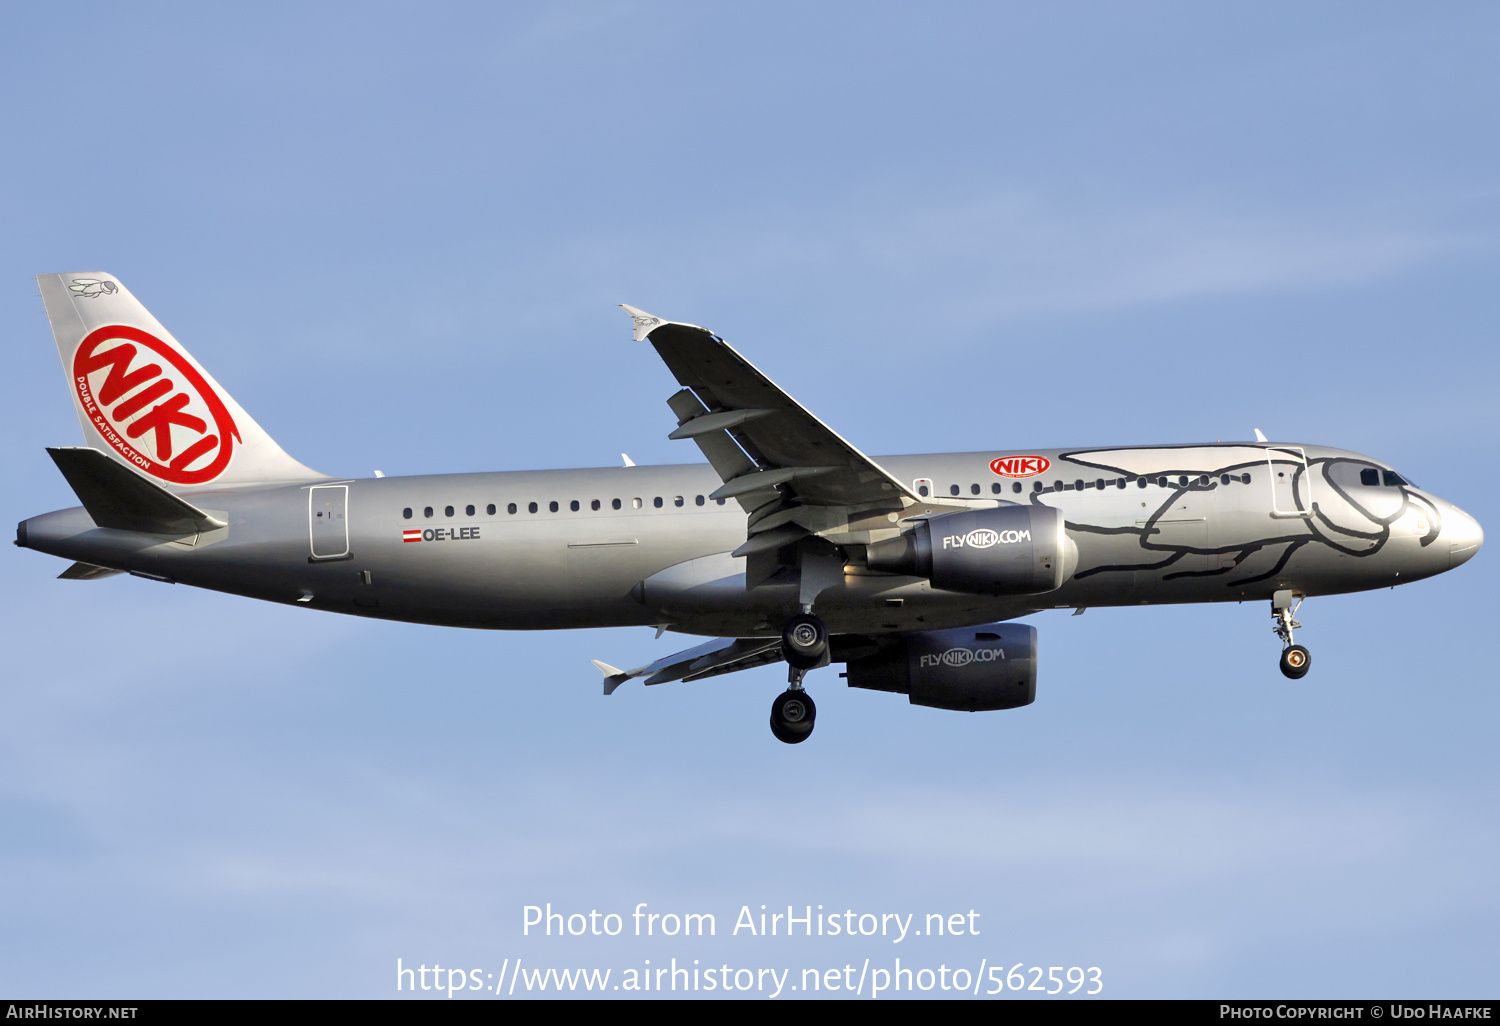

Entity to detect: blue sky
[2,2,1497,999]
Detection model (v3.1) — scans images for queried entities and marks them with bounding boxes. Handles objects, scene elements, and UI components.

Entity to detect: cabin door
[1265,447,1314,519]
[309,485,351,560]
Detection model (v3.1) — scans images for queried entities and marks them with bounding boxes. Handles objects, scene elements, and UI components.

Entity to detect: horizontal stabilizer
[57,561,125,580]
[47,446,227,535]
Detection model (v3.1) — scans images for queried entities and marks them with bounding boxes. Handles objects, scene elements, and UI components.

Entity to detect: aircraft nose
[1444,503,1483,569]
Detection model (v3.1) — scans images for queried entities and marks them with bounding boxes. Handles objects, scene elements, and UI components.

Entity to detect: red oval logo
[71,325,240,485]
[989,455,1051,478]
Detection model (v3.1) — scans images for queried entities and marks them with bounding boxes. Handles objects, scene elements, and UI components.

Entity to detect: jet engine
[865,505,1073,595]
[841,623,1036,712]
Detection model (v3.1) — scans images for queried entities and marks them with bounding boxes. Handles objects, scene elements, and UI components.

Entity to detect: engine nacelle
[865,505,1071,595]
[842,623,1037,712]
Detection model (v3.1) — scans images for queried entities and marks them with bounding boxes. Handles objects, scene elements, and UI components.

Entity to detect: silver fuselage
[18,444,1483,638]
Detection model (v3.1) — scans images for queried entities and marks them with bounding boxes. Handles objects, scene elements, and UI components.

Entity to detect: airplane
[16,273,1484,744]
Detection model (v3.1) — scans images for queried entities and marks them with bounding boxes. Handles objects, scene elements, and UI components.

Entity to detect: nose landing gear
[1272,590,1311,680]
[1279,644,1311,679]
[772,613,828,743]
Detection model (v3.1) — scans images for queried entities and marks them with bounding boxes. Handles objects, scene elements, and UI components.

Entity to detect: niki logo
[71,325,240,485]
[990,455,1050,478]
[68,279,119,299]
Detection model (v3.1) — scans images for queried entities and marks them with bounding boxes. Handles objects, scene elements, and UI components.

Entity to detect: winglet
[591,659,631,696]
[1253,428,1268,443]
[620,304,665,342]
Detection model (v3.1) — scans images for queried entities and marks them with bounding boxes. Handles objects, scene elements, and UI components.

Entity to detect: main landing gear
[1272,590,1311,680]
[771,613,829,744]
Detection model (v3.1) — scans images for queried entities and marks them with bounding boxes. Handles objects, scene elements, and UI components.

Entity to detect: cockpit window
[1360,468,1380,486]
[1382,470,1409,487]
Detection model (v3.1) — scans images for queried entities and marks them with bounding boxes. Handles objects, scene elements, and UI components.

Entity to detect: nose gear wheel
[1279,644,1311,679]
[1271,593,1311,679]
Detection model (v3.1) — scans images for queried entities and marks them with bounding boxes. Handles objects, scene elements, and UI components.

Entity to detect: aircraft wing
[592,635,784,694]
[623,306,916,511]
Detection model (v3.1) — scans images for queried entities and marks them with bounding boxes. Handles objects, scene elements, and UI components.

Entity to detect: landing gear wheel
[1279,645,1311,680]
[781,613,829,670]
[769,689,817,744]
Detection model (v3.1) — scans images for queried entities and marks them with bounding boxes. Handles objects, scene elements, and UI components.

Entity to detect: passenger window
[444,505,454,517]
[1075,479,1085,490]
[716,498,726,505]
[1138,478,1147,489]
[918,484,929,497]
[1095,479,1105,490]
[1054,480,1064,491]
[674,495,684,507]
[528,502,538,514]
[632,498,643,509]
[465,504,475,516]
[424,506,433,518]
[1033,482,1043,493]
[1241,473,1251,484]
[612,498,622,510]
[1013,482,1022,493]
[549,501,559,512]
[1198,476,1208,487]
[570,500,580,511]
[591,499,601,511]
[507,503,517,515]
[402,508,412,519]
[487,504,496,515]
[1221,475,1231,486]
[1178,476,1188,487]
[695,495,705,506]
[1117,478,1126,488]
[950,484,960,496]
[970,483,981,495]
[991,483,1002,494]
[653,496,663,508]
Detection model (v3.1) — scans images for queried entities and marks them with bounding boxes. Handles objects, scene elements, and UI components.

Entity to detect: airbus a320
[16,273,1483,743]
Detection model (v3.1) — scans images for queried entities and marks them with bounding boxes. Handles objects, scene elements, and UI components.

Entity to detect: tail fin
[37,272,326,490]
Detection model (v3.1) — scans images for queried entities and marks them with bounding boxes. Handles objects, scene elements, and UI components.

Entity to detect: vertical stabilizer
[37,273,326,490]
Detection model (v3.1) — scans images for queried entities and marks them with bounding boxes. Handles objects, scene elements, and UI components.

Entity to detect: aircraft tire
[781,614,829,670]
[769,689,817,744]
[1279,645,1311,680]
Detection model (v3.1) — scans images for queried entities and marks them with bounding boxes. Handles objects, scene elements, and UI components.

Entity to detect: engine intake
[842,623,1037,712]
[866,505,1070,595]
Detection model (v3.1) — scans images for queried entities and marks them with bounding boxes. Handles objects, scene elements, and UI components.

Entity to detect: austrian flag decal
[403,530,422,543]
[990,455,1051,478]
[72,325,240,485]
